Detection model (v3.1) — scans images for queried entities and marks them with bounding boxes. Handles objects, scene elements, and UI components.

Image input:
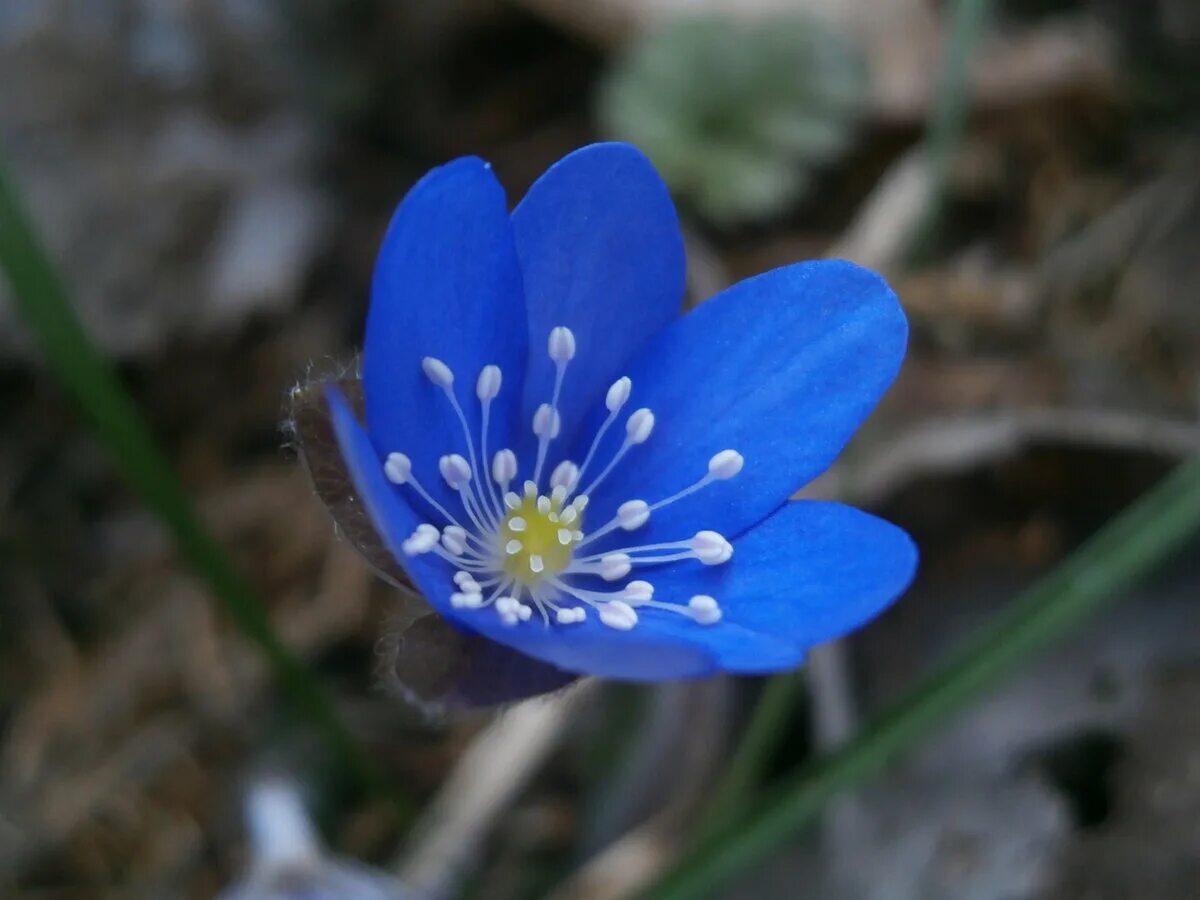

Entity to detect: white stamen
[537,495,551,515]
[533,403,561,439]
[508,516,527,532]
[548,326,576,362]
[550,460,580,492]
[453,571,476,589]
[402,523,439,555]
[529,555,544,573]
[439,454,472,490]
[557,528,574,546]
[618,499,650,530]
[384,452,411,485]
[441,525,467,556]
[598,601,638,631]
[421,356,454,387]
[504,491,521,509]
[505,539,523,555]
[476,364,502,400]
[495,595,520,626]
[606,376,632,412]
[524,480,538,498]
[708,450,744,480]
[490,448,514,486]
[623,580,654,602]
[689,595,722,625]
[556,607,585,625]
[599,553,631,581]
[691,530,733,565]
[626,408,655,444]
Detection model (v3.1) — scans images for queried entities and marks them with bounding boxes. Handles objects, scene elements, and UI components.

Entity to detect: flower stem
[0,153,406,813]
[694,670,804,844]
[643,455,1200,900]
[909,0,993,262]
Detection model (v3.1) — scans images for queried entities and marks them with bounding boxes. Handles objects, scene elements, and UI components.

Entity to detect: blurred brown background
[1,1,1199,898]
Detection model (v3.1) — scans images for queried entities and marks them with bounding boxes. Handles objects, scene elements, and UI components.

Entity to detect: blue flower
[326,142,916,682]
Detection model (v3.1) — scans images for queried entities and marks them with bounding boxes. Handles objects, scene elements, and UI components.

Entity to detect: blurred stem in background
[645,456,1200,899]
[0,153,406,815]
[909,0,992,261]
[694,670,804,844]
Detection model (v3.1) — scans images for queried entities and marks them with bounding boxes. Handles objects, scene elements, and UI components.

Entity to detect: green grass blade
[0,153,405,811]
[695,671,804,844]
[643,456,1200,899]
[910,0,992,260]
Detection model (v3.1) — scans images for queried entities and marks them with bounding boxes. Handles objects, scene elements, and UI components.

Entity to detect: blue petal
[578,260,907,547]
[326,386,457,607]
[364,157,527,513]
[512,143,685,454]
[643,501,918,669]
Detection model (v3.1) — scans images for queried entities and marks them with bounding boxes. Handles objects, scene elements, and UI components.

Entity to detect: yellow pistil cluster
[499,493,584,586]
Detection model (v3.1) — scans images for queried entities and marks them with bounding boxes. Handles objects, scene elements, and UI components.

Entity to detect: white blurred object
[220,779,411,900]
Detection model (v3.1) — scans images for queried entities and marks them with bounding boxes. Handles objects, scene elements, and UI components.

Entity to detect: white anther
[550,486,567,506]
[504,491,521,509]
[451,591,483,609]
[556,607,584,625]
[560,506,578,525]
[441,525,467,556]
[599,600,638,631]
[708,450,745,480]
[599,553,631,581]
[384,452,411,485]
[623,580,654,602]
[421,356,454,387]
[453,571,477,590]
[505,539,522,555]
[548,326,576,362]
[529,555,545,573]
[476,364,502,401]
[492,449,517,486]
[537,495,551,515]
[572,530,584,541]
[517,604,533,621]
[402,524,439,555]
[533,403,561,439]
[524,480,538,497]
[558,528,574,546]
[689,595,723,625]
[606,376,632,412]
[495,595,521,626]
[572,495,590,512]
[439,453,472,489]
[496,596,518,614]
[508,516,527,532]
[626,408,655,444]
[691,530,733,565]
[550,460,580,492]
[459,577,480,594]
[617,499,650,530]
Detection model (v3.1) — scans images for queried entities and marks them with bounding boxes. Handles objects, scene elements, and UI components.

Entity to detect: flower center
[380,325,744,632]
[498,489,584,585]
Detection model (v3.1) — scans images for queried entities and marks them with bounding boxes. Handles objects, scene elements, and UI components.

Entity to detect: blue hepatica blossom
[327,142,916,682]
